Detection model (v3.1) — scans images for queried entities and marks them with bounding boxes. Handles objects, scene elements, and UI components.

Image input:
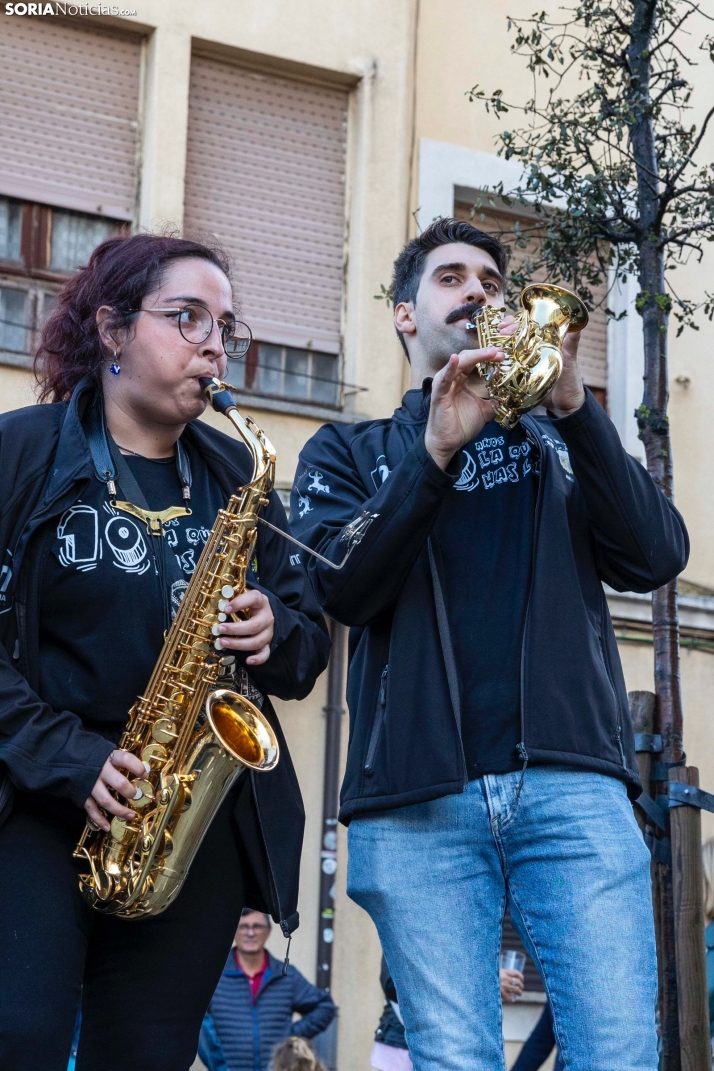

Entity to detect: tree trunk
[628,3,685,1065]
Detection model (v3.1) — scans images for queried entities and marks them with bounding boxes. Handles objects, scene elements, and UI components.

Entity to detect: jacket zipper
[597,626,628,770]
[250,773,289,944]
[517,419,545,764]
[364,665,388,773]
[427,538,468,786]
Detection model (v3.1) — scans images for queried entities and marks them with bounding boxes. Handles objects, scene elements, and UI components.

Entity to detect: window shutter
[0,19,141,221]
[184,55,349,355]
[455,202,608,390]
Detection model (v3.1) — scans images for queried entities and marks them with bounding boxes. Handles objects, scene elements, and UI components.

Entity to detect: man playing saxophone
[290,217,688,1071]
[0,233,330,1071]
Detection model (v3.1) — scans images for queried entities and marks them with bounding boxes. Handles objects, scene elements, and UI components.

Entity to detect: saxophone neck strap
[84,392,192,535]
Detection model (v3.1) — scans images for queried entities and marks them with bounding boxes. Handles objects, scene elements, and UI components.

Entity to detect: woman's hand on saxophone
[85,749,147,832]
[214,588,275,666]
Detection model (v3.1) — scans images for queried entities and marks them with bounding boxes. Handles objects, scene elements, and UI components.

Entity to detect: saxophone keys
[131,779,155,808]
[110,816,134,842]
[151,718,178,744]
[221,585,235,598]
[141,743,168,765]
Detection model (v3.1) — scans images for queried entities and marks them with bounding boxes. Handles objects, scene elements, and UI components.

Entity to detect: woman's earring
[109,349,121,376]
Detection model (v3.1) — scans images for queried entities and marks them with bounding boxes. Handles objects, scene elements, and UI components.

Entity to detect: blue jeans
[348,766,657,1071]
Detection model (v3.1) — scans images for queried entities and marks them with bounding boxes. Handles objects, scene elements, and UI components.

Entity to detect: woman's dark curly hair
[35,232,232,403]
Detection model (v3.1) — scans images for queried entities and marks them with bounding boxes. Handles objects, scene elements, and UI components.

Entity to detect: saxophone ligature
[73,377,280,919]
[466,283,589,429]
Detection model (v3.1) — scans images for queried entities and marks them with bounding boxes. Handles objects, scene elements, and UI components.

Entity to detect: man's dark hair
[390,217,509,358]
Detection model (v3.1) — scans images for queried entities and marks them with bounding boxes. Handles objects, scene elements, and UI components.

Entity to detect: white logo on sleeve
[298,493,313,518]
[307,471,330,495]
[370,455,391,490]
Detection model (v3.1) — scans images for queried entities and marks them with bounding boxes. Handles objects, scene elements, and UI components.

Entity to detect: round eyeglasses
[134,305,252,358]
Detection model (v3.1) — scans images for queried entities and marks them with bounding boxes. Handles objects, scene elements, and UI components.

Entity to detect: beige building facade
[0,2,712,1070]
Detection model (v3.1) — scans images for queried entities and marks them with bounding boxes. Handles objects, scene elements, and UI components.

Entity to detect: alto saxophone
[74,378,280,919]
[467,283,589,429]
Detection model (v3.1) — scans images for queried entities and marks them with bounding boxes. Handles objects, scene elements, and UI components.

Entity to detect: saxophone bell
[206,689,279,771]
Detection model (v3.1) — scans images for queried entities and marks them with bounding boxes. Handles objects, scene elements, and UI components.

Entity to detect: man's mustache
[445,302,484,325]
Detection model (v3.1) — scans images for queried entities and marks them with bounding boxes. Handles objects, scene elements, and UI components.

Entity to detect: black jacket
[290,386,688,823]
[0,378,330,934]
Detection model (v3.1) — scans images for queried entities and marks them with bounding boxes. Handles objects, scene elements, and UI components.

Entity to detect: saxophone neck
[200,377,276,492]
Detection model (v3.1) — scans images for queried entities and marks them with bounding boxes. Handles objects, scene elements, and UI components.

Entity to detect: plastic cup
[500,950,526,973]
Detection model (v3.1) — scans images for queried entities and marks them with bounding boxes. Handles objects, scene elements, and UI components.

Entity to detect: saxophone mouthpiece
[199,376,236,415]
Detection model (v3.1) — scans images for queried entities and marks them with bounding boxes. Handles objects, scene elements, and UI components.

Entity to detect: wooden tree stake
[670,766,711,1071]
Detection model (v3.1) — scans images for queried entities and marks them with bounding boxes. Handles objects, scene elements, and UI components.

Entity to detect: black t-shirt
[38,442,225,735]
[434,419,539,777]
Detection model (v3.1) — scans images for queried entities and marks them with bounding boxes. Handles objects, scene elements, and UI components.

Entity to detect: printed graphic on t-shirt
[455,431,535,494]
[54,500,211,577]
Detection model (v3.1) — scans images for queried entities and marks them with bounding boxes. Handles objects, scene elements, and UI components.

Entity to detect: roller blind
[0,19,142,221]
[455,202,608,391]
[184,55,349,355]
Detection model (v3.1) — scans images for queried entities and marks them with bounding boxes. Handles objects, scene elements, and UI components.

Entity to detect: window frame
[224,339,343,410]
[0,197,127,283]
[0,198,127,369]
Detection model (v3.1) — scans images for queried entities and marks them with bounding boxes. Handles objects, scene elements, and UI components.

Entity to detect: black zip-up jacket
[290,386,688,823]
[0,378,330,935]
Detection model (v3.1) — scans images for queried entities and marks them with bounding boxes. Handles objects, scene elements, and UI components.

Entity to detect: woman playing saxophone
[0,233,330,1071]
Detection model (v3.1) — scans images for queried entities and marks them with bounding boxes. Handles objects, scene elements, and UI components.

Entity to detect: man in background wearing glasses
[199,908,336,1071]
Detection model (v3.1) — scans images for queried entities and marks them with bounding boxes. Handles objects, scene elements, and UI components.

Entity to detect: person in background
[370,957,525,1071]
[510,1002,563,1071]
[702,838,714,1043]
[270,1037,327,1071]
[199,908,336,1071]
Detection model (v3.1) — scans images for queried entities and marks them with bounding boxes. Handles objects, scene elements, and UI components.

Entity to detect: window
[184,55,349,409]
[49,210,119,273]
[0,18,141,366]
[0,288,29,353]
[0,196,124,364]
[224,342,340,408]
[0,199,21,262]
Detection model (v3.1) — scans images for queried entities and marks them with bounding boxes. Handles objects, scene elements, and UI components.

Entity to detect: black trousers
[0,789,244,1071]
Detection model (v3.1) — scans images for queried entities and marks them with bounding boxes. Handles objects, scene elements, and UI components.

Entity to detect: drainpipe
[316,619,347,990]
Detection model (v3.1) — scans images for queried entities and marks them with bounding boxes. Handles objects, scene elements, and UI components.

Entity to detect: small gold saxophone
[467,283,589,429]
[74,378,280,919]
